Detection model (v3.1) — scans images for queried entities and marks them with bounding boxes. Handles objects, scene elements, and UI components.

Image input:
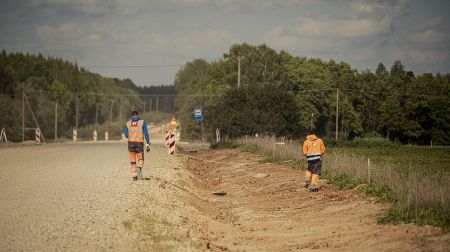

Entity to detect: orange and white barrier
[93,130,97,141]
[73,129,77,142]
[35,128,41,145]
[105,131,109,141]
[168,131,176,155]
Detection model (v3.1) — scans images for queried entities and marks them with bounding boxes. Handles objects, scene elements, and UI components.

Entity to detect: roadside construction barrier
[105,131,109,141]
[35,128,41,145]
[72,129,77,142]
[93,130,97,141]
[168,131,176,155]
[0,128,7,143]
[165,130,170,147]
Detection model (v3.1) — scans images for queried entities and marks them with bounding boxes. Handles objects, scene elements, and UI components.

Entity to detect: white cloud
[27,0,318,15]
[350,0,382,14]
[420,17,443,30]
[349,0,409,18]
[262,15,392,48]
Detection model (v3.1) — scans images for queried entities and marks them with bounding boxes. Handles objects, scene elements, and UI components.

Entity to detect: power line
[85,64,183,69]
[25,87,448,99]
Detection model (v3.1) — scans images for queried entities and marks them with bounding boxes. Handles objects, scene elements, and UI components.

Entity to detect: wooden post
[237,56,241,90]
[336,89,339,142]
[95,103,98,130]
[54,101,58,142]
[156,96,159,112]
[22,90,25,142]
[75,103,79,130]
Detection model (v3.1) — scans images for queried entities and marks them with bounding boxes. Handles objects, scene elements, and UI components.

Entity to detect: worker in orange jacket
[123,111,150,181]
[302,130,326,192]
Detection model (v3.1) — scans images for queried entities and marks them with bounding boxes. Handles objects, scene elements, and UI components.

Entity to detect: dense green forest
[0,50,141,142]
[174,44,450,145]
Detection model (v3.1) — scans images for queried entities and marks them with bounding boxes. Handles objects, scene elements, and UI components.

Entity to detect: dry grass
[235,136,450,228]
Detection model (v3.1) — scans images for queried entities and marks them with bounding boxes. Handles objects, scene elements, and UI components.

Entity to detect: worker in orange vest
[302,130,326,192]
[123,111,150,181]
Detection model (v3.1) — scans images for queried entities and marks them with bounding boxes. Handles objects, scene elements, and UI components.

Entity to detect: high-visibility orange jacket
[303,134,326,161]
[126,119,145,143]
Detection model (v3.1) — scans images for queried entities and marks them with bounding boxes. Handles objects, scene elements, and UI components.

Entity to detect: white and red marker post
[35,128,41,145]
[165,130,170,147]
[93,130,97,141]
[168,131,176,155]
[105,131,109,141]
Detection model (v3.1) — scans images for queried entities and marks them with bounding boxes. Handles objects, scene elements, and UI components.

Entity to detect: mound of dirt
[172,148,449,251]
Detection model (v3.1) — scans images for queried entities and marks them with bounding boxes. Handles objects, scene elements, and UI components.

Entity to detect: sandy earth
[0,139,449,251]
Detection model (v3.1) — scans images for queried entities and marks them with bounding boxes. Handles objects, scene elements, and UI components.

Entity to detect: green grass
[329,146,450,172]
[211,141,239,149]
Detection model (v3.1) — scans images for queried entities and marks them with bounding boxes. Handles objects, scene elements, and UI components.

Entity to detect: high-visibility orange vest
[303,134,326,161]
[127,119,144,143]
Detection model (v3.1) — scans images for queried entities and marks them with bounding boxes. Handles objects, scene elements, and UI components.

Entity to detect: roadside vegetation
[174,43,450,146]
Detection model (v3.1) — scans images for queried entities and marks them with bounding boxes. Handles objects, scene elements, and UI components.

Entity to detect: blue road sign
[194,107,203,121]
[194,115,203,121]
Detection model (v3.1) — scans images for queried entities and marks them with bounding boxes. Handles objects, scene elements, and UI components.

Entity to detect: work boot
[309,187,319,192]
[132,176,138,181]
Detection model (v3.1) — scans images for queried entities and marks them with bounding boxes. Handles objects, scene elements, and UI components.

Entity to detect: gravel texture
[0,140,189,251]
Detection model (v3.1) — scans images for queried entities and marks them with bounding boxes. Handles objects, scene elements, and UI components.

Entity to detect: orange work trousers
[128,151,144,178]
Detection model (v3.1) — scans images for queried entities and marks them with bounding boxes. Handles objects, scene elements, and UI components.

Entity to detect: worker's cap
[131,111,139,116]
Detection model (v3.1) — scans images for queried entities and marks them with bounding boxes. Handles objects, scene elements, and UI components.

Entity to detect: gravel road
[0,140,186,251]
[2,141,448,252]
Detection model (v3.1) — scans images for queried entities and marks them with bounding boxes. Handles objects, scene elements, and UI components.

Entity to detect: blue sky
[1,0,449,86]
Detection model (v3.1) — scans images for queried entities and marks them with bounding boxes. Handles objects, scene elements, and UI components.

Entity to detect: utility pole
[149,98,152,112]
[119,100,122,121]
[143,101,146,115]
[54,101,58,142]
[156,96,159,112]
[310,113,314,130]
[95,103,98,130]
[109,100,114,130]
[75,103,79,130]
[335,89,339,141]
[22,88,25,142]
[237,56,241,90]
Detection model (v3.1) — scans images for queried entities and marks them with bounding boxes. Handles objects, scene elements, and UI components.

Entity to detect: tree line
[0,50,141,142]
[174,43,450,145]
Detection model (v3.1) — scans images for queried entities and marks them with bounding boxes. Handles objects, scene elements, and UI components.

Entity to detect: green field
[329,146,450,172]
